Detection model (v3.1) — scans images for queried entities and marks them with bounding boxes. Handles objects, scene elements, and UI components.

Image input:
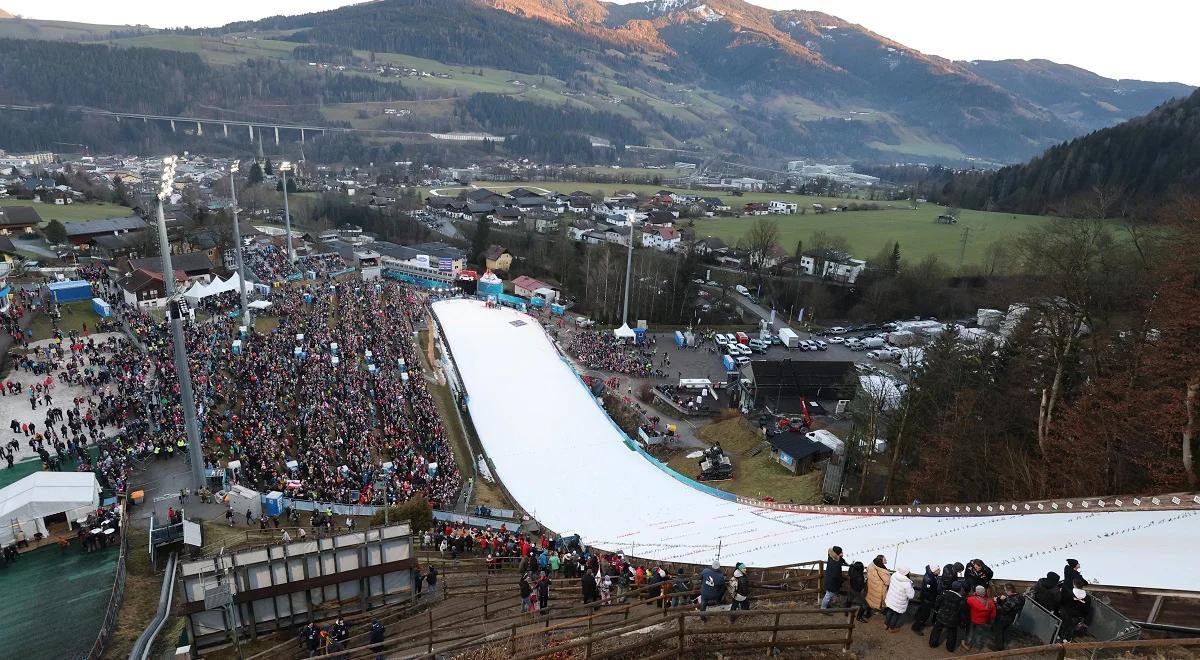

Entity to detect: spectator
[964,558,994,593]
[699,560,726,621]
[1060,559,1085,611]
[928,580,966,652]
[865,555,892,620]
[991,583,1025,651]
[730,565,750,611]
[1032,571,1061,611]
[847,561,869,622]
[883,566,915,632]
[821,546,848,609]
[1059,586,1093,641]
[911,562,941,635]
[369,620,385,660]
[964,585,997,651]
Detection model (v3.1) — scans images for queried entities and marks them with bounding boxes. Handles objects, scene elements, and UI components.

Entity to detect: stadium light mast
[621,227,634,327]
[279,160,295,264]
[156,156,206,492]
[228,161,249,327]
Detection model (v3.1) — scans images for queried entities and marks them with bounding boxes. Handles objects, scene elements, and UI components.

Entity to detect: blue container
[634,327,647,344]
[530,296,546,308]
[674,330,685,347]
[91,297,112,318]
[48,280,93,303]
[722,355,736,371]
[264,491,285,517]
[550,304,565,316]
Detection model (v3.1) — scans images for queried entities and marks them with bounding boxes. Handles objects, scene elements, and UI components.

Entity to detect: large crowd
[566,330,658,378]
[299,253,350,279]
[4,271,462,512]
[245,244,299,283]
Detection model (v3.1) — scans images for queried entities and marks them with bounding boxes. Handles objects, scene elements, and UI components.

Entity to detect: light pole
[279,161,295,264]
[228,162,249,327]
[156,156,206,491]
[621,227,634,327]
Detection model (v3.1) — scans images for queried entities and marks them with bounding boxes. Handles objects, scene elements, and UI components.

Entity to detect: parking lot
[646,329,885,385]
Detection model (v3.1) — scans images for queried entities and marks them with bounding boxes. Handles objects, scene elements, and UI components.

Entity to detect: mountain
[965,59,1196,135]
[925,88,1200,214]
[0,0,1190,165]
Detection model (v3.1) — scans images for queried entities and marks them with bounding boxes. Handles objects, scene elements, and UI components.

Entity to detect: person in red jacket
[964,585,997,651]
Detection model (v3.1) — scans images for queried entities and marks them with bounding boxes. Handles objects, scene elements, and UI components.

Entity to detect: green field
[0,199,132,222]
[419,181,1053,266]
[693,206,1051,267]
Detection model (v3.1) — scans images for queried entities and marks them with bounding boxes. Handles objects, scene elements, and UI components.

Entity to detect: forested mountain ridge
[0,0,1191,164]
[922,89,1200,214]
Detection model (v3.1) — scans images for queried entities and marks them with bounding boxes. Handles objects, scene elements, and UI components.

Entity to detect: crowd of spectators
[566,330,656,378]
[299,253,349,279]
[246,244,298,283]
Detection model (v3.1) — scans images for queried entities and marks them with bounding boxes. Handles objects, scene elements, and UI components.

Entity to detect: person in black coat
[581,570,598,604]
[991,583,1025,651]
[368,620,386,660]
[911,563,943,634]
[964,559,994,594]
[1059,586,1093,641]
[928,580,966,652]
[1059,559,1085,611]
[1032,572,1061,612]
[847,561,869,622]
[821,546,848,609]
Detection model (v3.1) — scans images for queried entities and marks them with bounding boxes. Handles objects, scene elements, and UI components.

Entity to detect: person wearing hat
[1033,571,1061,611]
[699,560,726,621]
[368,619,386,660]
[883,566,915,632]
[821,546,848,609]
[964,584,997,651]
[730,565,751,611]
[911,562,942,634]
[1059,559,1085,611]
[929,580,966,652]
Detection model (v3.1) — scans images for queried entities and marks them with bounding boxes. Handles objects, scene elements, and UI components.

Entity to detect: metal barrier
[84,503,130,660]
[1016,595,1061,645]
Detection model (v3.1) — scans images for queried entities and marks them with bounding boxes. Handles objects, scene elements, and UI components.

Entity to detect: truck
[735,331,749,345]
[778,328,799,349]
[860,337,886,349]
[887,330,916,347]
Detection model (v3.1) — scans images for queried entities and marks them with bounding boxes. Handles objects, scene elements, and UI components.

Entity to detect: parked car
[769,335,783,345]
[707,280,719,287]
[735,356,751,366]
[814,340,828,351]
[846,339,865,351]
[715,334,729,346]
[828,326,847,334]
[828,336,845,344]
[693,278,706,284]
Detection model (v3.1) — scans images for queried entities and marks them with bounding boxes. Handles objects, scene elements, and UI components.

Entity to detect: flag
[797,308,805,323]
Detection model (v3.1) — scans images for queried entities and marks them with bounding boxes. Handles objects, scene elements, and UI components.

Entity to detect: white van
[735,284,750,296]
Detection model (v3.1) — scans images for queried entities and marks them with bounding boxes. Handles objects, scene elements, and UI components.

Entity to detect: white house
[799,249,867,284]
[768,201,798,214]
[642,226,681,252]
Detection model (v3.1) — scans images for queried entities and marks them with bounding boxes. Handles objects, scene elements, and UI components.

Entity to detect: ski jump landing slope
[432,299,1199,591]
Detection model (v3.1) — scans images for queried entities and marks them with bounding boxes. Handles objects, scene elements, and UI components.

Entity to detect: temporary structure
[0,471,101,545]
[182,273,246,305]
[613,324,636,341]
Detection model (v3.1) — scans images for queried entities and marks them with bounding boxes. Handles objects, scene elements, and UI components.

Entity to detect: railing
[966,637,1200,658]
[735,491,1200,517]
[83,502,130,660]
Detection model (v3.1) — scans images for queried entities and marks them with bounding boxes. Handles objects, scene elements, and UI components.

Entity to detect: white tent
[247,300,273,310]
[613,323,636,341]
[183,273,246,305]
[0,471,100,545]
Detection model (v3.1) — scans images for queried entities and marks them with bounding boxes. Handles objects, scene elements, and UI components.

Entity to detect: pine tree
[888,241,901,274]
[247,162,264,186]
[471,215,491,264]
[264,159,274,176]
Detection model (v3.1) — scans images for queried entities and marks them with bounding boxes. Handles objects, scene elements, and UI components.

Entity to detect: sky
[11,0,1198,85]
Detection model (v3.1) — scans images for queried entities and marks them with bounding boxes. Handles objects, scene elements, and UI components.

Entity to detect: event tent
[0,471,100,545]
[613,324,636,341]
[182,273,245,305]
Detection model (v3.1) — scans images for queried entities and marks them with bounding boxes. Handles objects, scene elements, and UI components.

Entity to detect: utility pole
[280,161,295,264]
[621,229,634,327]
[958,226,972,270]
[156,156,206,492]
[228,161,249,327]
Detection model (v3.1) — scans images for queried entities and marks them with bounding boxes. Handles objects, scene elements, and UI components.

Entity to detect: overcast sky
[15,0,1198,85]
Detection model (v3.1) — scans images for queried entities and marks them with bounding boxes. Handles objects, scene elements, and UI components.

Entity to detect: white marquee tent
[0,471,101,545]
[182,273,245,305]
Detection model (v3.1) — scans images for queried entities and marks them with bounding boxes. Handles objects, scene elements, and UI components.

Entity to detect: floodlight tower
[279,161,295,264]
[156,156,206,491]
[228,161,249,326]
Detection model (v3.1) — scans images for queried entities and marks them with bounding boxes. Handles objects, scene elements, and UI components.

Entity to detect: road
[699,282,796,334]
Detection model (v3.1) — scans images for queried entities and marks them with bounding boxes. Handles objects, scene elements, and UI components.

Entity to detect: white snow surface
[433,299,1199,590]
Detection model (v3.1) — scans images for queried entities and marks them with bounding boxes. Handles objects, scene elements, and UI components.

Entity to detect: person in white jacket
[883,566,916,632]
